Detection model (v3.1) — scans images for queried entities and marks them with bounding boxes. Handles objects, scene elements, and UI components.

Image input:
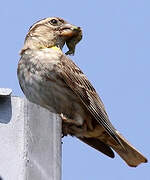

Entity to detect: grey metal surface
[0,96,61,180]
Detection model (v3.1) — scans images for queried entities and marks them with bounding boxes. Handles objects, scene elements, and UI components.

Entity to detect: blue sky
[1,0,149,179]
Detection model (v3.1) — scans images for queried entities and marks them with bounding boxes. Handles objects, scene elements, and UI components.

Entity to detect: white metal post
[0,88,61,180]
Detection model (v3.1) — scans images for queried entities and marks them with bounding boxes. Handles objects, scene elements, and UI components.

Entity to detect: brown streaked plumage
[17,17,147,167]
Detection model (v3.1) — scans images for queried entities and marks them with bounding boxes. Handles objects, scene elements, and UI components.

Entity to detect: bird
[17,17,147,167]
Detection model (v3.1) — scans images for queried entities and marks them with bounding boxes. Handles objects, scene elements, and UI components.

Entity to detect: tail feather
[78,131,147,167]
[110,131,147,167]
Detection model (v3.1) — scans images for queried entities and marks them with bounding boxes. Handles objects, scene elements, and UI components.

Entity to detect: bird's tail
[109,130,147,167]
[78,130,147,167]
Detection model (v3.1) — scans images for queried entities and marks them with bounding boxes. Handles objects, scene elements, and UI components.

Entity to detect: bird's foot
[60,113,81,126]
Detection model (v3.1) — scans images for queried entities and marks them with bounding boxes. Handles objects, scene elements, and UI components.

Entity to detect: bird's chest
[18,55,79,115]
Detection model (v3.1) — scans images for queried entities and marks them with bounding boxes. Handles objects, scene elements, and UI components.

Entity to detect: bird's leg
[62,122,69,138]
[60,113,88,137]
[61,113,80,137]
[60,113,81,126]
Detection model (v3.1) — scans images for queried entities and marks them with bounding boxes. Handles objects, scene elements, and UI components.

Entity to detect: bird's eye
[49,19,58,25]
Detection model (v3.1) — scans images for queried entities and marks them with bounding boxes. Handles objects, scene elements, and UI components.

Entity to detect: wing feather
[58,55,121,145]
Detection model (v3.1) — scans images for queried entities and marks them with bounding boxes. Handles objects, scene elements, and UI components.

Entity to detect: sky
[1,0,150,179]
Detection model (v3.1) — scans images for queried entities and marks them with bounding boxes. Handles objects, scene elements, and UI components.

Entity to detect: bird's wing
[57,55,121,145]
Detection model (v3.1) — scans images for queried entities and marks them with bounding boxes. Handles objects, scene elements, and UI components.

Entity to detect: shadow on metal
[0,96,12,124]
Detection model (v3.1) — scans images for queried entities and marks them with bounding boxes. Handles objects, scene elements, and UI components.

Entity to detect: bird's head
[21,17,82,55]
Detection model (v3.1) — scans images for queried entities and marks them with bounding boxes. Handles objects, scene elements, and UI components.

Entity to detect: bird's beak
[60,24,81,37]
